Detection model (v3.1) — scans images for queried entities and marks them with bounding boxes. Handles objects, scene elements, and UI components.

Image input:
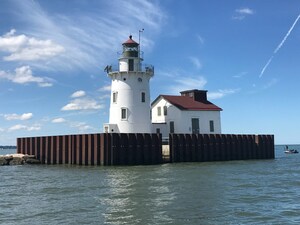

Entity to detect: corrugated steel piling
[17,133,274,166]
[169,134,275,163]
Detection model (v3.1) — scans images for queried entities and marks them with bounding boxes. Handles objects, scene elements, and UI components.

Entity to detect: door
[191,118,199,134]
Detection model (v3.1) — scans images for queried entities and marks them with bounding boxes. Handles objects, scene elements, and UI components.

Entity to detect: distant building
[103,36,222,136]
[151,89,222,138]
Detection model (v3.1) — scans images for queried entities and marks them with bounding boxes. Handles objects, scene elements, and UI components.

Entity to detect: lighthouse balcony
[106,64,154,76]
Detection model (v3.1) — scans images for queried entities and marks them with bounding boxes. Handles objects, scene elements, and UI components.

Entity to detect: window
[210,120,214,132]
[163,106,167,116]
[141,92,145,102]
[113,92,118,103]
[157,107,161,116]
[128,59,134,71]
[170,121,175,133]
[121,108,127,120]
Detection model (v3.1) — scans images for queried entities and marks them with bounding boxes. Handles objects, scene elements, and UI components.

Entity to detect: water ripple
[1,146,300,224]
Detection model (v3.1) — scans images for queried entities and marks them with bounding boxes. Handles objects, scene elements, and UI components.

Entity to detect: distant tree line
[0,146,16,149]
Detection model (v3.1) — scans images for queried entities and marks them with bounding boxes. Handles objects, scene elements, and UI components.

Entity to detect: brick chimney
[180,89,208,102]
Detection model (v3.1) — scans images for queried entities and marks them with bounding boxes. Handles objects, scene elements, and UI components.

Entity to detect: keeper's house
[151,89,222,138]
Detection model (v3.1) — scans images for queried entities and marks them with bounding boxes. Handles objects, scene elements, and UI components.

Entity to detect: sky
[0,0,300,145]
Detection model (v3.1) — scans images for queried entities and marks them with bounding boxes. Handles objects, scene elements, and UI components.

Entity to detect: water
[1,145,300,225]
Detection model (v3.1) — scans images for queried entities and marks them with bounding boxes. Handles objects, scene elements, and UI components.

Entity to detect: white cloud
[8,124,25,131]
[97,85,111,99]
[189,56,202,69]
[71,90,86,98]
[156,69,208,94]
[233,7,254,20]
[0,66,54,87]
[8,124,41,132]
[233,71,248,78]
[235,8,254,15]
[169,76,207,94]
[51,118,66,123]
[99,94,111,100]
[7,0,166,71]
[196,34,204,45]
[208,89,240,100]
[70,122,96,131]
[38,82,53,87]
[4,113,33,121]
[0,29,65,61]
[4,29,16,37]
[27,126,41,131]
[99,85,111,92]
[61,98,104,111]
[0,128,4,132]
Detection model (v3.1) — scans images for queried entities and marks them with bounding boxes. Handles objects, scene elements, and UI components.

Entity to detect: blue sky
[0,0,300,145]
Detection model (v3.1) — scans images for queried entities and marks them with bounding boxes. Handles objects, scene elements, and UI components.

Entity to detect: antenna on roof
[139,28,144,45]
[138,28,144,71]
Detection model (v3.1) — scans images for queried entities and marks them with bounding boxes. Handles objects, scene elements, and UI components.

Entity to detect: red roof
[123,35,138,46]
[156,95,222,111]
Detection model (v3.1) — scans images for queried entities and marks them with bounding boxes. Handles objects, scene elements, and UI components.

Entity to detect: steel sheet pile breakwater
[17,133,274,166]
[17,133,162,165]
[169,134,274,162]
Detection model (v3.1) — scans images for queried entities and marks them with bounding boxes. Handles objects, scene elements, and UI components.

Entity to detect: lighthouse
[103,35,154,133]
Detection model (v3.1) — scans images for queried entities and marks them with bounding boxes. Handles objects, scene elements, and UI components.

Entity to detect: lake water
[1,145,300,225]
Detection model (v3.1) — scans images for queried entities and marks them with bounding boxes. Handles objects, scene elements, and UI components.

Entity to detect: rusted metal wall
[17,133,274,165]
[169,134,274,163]
[17,134,103,165]
[17,133,162,166]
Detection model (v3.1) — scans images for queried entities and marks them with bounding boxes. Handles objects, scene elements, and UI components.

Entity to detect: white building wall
[151,98,221,136]
[175,110,221,134]
[151,98,180,123]
[151,123,168,138]
[109,71,152,133]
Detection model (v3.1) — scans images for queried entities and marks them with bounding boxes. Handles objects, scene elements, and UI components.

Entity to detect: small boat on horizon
[284,145,299,154]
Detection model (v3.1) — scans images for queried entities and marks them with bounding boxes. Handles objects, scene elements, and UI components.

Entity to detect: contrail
[259,14,300,78]
[274,14,300,53]
[260,56,274,78]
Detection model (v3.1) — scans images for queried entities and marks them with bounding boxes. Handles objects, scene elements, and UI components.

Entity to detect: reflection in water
[97,164,226,224]
[99,166,176,224]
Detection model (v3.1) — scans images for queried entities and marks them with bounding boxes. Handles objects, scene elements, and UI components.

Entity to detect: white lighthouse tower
[103,35,154,133]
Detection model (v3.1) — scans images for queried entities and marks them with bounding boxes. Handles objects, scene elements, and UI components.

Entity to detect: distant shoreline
[0,146,16,150]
